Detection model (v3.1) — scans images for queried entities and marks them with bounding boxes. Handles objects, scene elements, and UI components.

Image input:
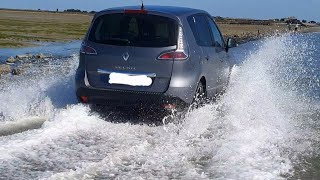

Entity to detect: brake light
[157,26,189,60]
[158,51,188,60]
[80,44,97,55]
[124,9,148,14]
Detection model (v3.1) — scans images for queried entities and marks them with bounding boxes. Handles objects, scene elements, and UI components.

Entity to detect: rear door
[188,14,220,97]
[206,16,230,88]
[84,13,178,93]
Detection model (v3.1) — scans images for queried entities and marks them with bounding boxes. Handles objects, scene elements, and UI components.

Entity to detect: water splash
[0,34,319,179]
[0,55,79,122]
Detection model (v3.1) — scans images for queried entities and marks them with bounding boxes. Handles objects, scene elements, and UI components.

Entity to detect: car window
[207,16,225,48]
[188,15,214,47]
[89,13,177,47]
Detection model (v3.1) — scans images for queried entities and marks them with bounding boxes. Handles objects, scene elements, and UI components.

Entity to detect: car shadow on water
[89,105,175,126]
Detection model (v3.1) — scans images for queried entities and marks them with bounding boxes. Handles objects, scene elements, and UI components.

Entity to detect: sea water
[0,33,319,179]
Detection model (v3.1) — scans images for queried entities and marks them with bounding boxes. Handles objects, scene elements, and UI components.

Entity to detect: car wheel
[191,81,206,109]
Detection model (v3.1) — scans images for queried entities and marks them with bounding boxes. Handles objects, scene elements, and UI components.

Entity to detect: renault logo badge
[122,52,130,61]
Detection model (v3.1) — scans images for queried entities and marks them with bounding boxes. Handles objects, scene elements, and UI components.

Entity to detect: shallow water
[0,34,319,179]
[0,41,81,63]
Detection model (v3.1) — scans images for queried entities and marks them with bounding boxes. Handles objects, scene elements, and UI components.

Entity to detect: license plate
[109,72,152,86]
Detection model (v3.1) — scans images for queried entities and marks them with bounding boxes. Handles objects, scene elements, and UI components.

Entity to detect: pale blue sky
[1,0,319,21]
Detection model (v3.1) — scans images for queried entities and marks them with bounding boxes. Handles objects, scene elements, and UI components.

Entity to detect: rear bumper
[76,87,188,108]
[75,67,196,108]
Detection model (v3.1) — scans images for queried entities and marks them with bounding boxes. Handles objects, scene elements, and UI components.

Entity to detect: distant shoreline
[1,9,319,76]
[0,9,319,49]
[0,8,95,15]
[300,26,320,33]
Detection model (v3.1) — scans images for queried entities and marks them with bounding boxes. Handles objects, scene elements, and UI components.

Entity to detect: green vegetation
[0,9,92,48]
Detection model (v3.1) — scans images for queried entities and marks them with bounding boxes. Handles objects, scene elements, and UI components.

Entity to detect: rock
[6,56,15,64]
[35,53,46,59]
[0,64,11,75]
[16,53,33,60]
[11,68,22,75]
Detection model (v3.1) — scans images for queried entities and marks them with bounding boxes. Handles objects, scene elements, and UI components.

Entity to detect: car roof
[100,5,208,17]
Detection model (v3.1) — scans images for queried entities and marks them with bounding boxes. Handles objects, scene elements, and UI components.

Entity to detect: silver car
[75,5,234,110]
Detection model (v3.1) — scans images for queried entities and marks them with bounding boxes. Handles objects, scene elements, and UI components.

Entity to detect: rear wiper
[104,38,131,45]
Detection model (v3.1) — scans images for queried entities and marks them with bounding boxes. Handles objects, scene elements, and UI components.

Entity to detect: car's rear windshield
[89,13,178,47]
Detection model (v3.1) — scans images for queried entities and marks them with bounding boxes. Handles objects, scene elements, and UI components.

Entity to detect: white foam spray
[0,35,319,179]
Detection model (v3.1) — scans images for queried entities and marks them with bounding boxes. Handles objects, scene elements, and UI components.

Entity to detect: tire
[191,81,206,109]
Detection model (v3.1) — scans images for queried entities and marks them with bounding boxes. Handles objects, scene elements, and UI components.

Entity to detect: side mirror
[226,38,237,52]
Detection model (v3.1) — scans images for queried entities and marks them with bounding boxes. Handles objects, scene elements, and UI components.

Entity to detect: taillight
[124,9,148,14]
[177,26,186,52]
[80,44,97,55]
[157,26,189,61]
[158,51,188,60]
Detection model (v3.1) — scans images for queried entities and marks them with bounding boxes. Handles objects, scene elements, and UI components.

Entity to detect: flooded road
[0,34,319,179]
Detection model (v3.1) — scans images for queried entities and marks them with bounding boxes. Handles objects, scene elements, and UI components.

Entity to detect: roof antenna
[141,0,144,10]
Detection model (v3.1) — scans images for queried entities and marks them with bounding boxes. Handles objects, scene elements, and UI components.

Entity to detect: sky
[1,0,319,21]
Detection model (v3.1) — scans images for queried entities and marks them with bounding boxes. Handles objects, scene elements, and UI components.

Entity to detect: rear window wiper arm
[104,38,131,45]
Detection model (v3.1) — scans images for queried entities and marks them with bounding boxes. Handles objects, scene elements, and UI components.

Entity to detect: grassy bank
[0,9,319,48]
[0,10,92,48]
[217,23,286,43]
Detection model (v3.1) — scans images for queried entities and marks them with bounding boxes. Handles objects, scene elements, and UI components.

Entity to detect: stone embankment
[224,30,285,44]
[0,64,11,75]
[0,53,49,76]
